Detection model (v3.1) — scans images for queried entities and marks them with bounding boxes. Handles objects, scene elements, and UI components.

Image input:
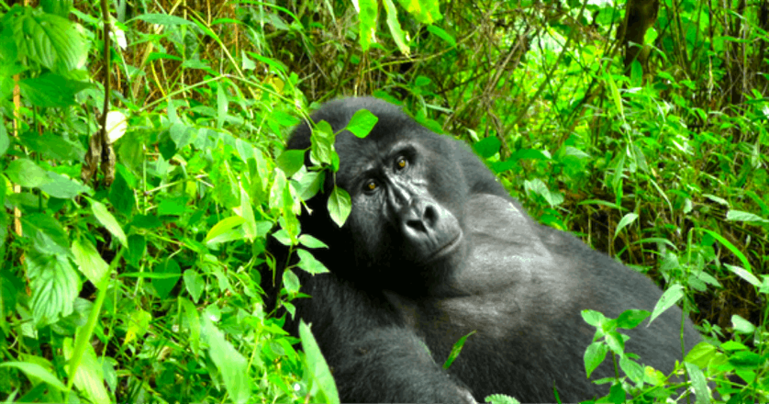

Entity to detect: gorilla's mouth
[426,231,463,263]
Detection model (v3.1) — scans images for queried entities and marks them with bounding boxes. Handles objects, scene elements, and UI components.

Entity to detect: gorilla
[265,97,700,403]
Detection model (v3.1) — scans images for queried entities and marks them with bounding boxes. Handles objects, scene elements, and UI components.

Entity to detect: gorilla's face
[333,130,468,278]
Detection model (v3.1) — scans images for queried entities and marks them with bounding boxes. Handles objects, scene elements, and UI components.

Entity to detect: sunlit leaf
[300,321,340,404]
[202,318,251,404]
[648,284,683,325]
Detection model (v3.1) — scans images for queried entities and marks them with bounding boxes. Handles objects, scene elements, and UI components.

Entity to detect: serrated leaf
[584,341,608,378]
[13,10,86,72]
[203,318,251,404]
[328,186,351,227]
[27,252,79,325]
[90,199,127,247]
[6,158,50,187]
[19,73,91,108]
[310,121,335,166]
[346,109,379,138]
[71,238,108,285]
[39,171,90,199]
[648,284,683,325]
[615,309,650,329]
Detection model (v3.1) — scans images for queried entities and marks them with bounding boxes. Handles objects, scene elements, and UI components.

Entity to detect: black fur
[265,97,700,403]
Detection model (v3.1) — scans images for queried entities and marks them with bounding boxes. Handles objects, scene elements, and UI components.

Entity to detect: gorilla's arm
[286,274,475,403]
[333,327,475,403]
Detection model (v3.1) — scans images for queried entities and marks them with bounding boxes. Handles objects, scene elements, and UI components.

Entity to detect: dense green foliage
[0,0,766,402]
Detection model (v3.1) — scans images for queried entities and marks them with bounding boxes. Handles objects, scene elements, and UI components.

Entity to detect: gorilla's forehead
[335,134,415,184]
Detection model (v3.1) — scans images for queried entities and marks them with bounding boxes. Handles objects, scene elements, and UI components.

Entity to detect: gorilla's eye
[365,180,378,192]
[395,156,408,170]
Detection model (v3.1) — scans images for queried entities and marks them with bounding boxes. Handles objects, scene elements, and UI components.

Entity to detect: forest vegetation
[0,0,767,402]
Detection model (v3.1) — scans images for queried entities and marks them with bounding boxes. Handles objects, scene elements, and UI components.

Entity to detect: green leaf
[698,228,751,272]
[91,199,127,247]
[731,314,755,334]
[725,264,760,287]
[648,284,683,325]
[310,121,335,166]
[19,73,91,108]
[183,270,205,303]
[615,309,650,329]
[581,309,606,327]
[443,331,475,369]
[39,172,90,199]
[726,210,769,223]
[473,136,501,158]
[157,196,189,216]
[0,120,8,157]
[124,309,151,346]
[383,0,409,55]
[299,234,329,249]
[204,216,246,246]
[42,0,73,18]
[126,234,146,267]
[683,362,709,403]
[13,10,86,72]
[132,13,197,26]
[397,0,442,23]
[427,25,456,47]
[64,338,110,404]
[5,158,50,187]
[202,318,252,404]
[0,362,66,391]
[295,170,325,201]
[108,172,136,216]
[26,251,79,325]
[613,212,638,239]
[296,249,330,274]
[346,109,379,138]
[181,298,201,354]
[356,0,378,51]
[328,185,352,227]
[21,131,85,162]
[277,149,306,177]
[684,342,717,369]
[152,258,181,299]
[584,341,608,378]
[71,238,109,285]
[619,356,644,384]
[299,321,340,404]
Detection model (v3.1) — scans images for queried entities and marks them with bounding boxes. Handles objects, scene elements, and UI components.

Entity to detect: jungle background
[0,0,767,402]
